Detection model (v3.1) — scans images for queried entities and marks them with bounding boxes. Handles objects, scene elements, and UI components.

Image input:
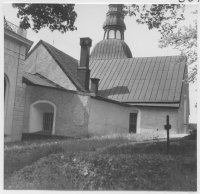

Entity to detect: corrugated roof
[23,72,62,88]
[90,56,186,102]
[26,40,86,92]
[90,39,132,61]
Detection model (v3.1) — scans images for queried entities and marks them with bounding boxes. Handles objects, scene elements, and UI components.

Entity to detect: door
[43,111,54,132]
[129,113,137,133]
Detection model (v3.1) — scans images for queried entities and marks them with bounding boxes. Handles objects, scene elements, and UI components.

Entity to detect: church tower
[102,4,126,40]
[90,4,132,61]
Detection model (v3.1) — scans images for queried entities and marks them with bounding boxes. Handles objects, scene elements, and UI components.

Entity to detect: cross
[164,115,171,154]
[164,115,171,130]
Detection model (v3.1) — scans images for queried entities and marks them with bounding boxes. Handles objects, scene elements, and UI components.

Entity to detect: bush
[4,137,197,190]
[189,128,197,136]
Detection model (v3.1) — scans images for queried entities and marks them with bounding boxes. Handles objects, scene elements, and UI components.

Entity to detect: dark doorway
[129,113,137,133]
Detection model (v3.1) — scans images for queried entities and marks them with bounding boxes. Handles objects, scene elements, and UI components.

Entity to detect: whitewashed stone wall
[138,106,179,135]
[88,98,140,136]
[23,85,90,138]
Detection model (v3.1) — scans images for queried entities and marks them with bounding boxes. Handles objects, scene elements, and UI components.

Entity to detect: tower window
[108,30,115,39]
[116,30,121,39]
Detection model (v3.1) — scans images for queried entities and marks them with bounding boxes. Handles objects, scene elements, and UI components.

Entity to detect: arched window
[116,30,121,39]
[29,101,56,135]
[108,30,115,39]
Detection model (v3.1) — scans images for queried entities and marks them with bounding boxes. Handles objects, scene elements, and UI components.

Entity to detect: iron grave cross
[164,115,171,154]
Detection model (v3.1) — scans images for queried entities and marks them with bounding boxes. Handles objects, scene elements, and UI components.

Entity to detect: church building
[4,4,189,142]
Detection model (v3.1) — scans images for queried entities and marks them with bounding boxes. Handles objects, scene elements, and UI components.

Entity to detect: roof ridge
[41,40,78,75]
[42,40,78,63]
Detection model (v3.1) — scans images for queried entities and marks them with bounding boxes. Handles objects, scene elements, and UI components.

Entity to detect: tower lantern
[102,4,126,40]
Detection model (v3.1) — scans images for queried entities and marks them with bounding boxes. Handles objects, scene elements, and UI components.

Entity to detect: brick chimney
[77,37,92,91]
[90,78,100,95]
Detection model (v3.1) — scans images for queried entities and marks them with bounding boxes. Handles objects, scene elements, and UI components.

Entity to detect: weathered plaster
[88,98,140,136]
[24,44,76,90]
[177,65,189,134]
[137,106,179,135]
[23,85,90,138]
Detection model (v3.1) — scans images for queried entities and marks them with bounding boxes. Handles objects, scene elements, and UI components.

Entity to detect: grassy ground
[4,134,197,191]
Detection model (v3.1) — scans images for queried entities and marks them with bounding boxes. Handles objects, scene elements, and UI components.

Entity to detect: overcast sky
[3,3,198,123]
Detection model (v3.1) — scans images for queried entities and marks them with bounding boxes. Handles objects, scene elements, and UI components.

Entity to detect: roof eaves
[91,95,131,107]
[23,80,92,97]
[118,100,180,103]
[127,102,180,108]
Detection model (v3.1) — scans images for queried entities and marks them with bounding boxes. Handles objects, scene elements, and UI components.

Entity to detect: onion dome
[90,39,132,60]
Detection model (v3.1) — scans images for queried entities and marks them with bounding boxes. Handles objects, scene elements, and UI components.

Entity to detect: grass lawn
[4,134,197,191]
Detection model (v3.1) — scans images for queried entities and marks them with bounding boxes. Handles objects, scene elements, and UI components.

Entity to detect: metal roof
[90,56,186,102]
[23,72,130,107]
[23,72,61,88]
[90,39,132,61]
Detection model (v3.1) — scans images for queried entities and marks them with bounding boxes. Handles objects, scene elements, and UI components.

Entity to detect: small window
[116,30,121,39]
[108,30,115,39]
[129,113,137,133]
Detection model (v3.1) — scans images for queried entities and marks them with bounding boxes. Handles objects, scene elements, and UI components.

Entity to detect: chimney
[77,37,92,91]
[90,78,100,95]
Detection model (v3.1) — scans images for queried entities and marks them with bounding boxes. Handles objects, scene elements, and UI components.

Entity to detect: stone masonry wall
[23,85,90,138]
[4,37,27,142]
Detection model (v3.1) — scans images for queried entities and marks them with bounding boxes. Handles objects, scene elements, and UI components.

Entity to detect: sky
[3,2,198,123]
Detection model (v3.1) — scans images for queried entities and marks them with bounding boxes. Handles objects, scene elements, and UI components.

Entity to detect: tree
[159,15,197,82]
[124,4,185,37]
[12,4,77,33]
[124,4,197,82]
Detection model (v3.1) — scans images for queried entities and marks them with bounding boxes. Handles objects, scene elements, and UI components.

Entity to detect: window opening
[109,30,115,39]
[129,113,137,133]
[116,30,121,39]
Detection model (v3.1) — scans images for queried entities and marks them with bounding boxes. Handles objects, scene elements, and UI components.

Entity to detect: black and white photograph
[3,0,198,191]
